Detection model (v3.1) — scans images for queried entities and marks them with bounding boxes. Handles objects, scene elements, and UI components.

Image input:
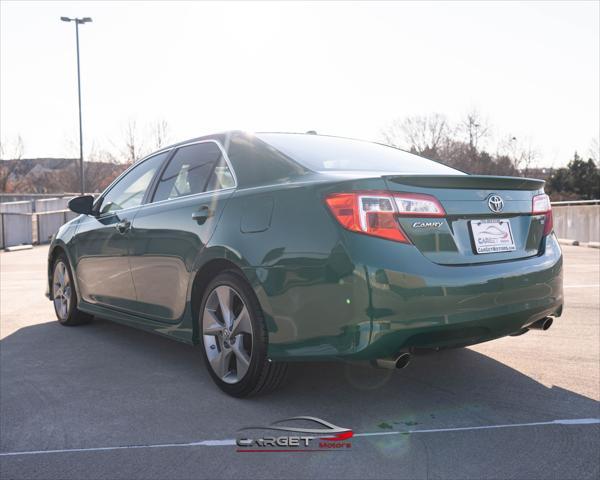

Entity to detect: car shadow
[1,317,598,453]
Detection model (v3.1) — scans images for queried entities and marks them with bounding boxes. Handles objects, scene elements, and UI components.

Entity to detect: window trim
[147,139,238,206]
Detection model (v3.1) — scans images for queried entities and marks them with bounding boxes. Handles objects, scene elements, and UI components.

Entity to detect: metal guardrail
[551,201,599,243]
[0,193,94,203]
[2,198,599,250]
[551,200,600,206]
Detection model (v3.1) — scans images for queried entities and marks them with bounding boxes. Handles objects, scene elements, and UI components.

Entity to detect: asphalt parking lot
[1,244,598,479]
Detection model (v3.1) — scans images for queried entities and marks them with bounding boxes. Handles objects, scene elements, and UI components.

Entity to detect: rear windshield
[256,133,463,175]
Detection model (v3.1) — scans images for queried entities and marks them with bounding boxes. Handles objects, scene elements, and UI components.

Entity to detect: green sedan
[47,132,563,397]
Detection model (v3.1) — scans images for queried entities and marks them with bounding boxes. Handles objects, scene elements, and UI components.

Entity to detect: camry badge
[412,221,443,229]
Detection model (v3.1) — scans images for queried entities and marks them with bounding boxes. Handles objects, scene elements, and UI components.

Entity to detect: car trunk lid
[382,175,548,265]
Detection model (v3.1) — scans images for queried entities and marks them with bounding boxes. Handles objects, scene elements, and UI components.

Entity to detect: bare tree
[0,134,24,160]
[589,138,599,164]
[517,143,537,177]
[0,135,26,192]
[110,119,171,163]
[381,113,450,155]
[123,120,143,164]
[12,134,24,159]
[88,141,118,164]
[380,118,405,148]
[459,110,489,151]
[498,135,538,176]
[151,119,170,150]
[498,134,518,160]
[84,161,126,193]
[0,162,15,191]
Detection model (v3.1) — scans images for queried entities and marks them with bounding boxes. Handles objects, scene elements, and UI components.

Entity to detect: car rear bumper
[351,233,563,359]
[264,233,562,361]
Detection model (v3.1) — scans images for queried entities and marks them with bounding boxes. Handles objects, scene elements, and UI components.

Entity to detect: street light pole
[61,16,92,195]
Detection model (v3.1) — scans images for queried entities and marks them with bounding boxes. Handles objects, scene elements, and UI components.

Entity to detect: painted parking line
[0,418,598,457]
[353,418,600,437]
[0,439,236,457]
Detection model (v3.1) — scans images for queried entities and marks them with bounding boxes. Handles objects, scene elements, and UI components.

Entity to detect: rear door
[383,175,548,265]
[128,140,236,323]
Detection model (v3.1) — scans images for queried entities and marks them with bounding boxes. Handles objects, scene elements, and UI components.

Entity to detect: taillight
[325,191,445,243]
[392,193,446,217]
[532,193,553,236]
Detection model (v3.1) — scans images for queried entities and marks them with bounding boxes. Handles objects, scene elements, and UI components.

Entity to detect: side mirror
[68,195,95,215]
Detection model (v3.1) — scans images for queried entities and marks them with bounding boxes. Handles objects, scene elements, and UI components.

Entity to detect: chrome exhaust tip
[373,352,411,370]
[395,352,411,369]
[528,316,554,331]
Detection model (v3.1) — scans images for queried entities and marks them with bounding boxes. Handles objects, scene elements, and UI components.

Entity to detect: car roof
[163,130,392,151]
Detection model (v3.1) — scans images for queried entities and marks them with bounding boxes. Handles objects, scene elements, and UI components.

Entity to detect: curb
[558,238,580,246]
[558,239,600,249]
[4,244,33,252]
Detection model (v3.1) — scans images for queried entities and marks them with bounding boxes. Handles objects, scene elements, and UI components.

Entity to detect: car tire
[52,253,92,326]
[198,271,287,397]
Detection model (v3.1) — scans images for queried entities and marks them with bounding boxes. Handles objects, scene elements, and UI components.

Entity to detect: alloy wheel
[202,285,253,384]
[53,261,71,321]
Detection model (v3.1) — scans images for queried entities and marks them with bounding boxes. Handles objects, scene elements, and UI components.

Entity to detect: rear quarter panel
[208,177,386,359]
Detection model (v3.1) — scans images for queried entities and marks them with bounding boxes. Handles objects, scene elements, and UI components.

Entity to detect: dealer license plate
[471,219,516,254]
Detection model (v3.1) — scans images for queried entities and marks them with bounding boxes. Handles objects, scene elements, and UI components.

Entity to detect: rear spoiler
[383,175,545,191]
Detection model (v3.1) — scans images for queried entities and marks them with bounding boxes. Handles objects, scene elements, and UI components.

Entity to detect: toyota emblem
[488,195,504,213]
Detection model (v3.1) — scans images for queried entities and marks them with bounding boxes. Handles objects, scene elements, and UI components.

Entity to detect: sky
[1,1,598,167]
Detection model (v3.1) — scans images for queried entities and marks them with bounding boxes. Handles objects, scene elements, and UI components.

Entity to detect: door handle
[116,220,131,234]
[192,206,213,225]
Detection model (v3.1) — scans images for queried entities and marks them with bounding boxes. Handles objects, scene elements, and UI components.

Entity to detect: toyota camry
[47,132,563,397]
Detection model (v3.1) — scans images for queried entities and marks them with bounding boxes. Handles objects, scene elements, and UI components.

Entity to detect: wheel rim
[53,261,71,321]
[202,285,253,384]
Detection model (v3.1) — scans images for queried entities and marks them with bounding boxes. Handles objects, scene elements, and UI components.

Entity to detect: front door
[74,152,168,312]
[128,140,236,323]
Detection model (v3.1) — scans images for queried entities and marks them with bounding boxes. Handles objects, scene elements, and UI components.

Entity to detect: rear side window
[153,142,235,202]
[256,133,463,175]
[225,134,308,188]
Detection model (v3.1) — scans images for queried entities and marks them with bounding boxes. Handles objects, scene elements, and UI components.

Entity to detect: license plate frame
[470,219,516,254]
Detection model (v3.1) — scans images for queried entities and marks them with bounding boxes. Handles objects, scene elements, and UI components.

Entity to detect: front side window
[99,152,168,214]
[153,142,235,202]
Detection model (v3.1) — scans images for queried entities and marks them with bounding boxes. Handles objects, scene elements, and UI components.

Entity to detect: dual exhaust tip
[373,352,411,370]
[373,316,554,370]
[510,316,555,336]
[373,317,554,370]
[528,316,554,331]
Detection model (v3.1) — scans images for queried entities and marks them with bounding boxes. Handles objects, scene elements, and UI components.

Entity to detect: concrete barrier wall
[2,214,33,247]
[1,201,35,248]
[37,212,67,244]
[553,205,599,243]
[0,201,33,214]
[35,197,72,213]
[36,211,78,244]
